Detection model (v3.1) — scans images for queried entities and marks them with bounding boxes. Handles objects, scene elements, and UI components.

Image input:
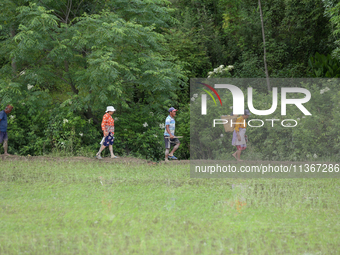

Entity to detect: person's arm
[110,118,114,135]
[166,125,174,139]
[234,117,243,141]
[101,115,108,137]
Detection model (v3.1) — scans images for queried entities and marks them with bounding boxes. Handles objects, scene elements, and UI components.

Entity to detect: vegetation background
[1,0,340,161]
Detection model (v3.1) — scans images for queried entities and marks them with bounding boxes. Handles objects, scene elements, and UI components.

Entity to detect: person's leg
[169,143,180,157]
[3,140,8,155]
[96,144,106,157]
[106,133,117,158]
[109,145,116,158]
[164,136,170,161]
[165,149,170,161]
[1,132,9,155]
[232,150,238,160]
[168,138,180,157]
[97,132,114,158]
[236,149,242,161]
[232,147,242,161]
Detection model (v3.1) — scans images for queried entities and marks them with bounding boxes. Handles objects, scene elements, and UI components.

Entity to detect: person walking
[164,107,180,161]
[232,109,251,161]
[0,105,13,156]
[96,106,118,159]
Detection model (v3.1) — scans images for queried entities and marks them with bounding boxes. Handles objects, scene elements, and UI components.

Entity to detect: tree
[221,0,333,81]
[0,1,187,120]
[258,0,270,91]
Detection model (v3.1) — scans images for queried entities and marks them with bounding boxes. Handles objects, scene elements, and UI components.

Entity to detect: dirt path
[0,155,191,165]
[1,154,337,166]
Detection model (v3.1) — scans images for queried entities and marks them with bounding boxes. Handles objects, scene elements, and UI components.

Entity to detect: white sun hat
[106,106,116,112]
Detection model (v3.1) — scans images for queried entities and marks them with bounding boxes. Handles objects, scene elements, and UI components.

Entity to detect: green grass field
[1,158,339,254]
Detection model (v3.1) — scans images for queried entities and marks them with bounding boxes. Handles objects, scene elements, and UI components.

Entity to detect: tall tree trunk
[64,60,79,94]
[258,0,271,92]
[10,28,16,76]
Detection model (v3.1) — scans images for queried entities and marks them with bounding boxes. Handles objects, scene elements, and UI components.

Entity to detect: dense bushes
[2,102,190,161]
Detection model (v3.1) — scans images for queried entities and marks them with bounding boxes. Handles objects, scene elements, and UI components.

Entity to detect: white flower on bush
[227,65,234,71]
[19,70,25,76]
[220,134,224,137]
[159,123,165,129]
[143,122,148,127]
[306,154,310,158]
[63,119,69,124]
[313,154,317,159]
[153,134,158,138]
[22,102,25,105]
[124,129,127,131]
[191,97,195,102]
[208,64,234,78]
[297,118,300,121]
[150,112,154,116]
[214,65,225,73]
[27,84,34,90]
[193,93,198,98]
[114,117,119,121]
[10,115,15,119]
[79,133,83,137]
[320,87,330,94]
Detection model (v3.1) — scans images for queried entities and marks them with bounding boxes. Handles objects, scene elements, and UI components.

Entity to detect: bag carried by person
[221,115,238,132]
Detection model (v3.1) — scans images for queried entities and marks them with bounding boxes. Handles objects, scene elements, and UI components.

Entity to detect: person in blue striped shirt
[164,107,180,161]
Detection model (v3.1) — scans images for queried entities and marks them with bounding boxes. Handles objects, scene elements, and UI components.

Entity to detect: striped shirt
[164,115,175,136]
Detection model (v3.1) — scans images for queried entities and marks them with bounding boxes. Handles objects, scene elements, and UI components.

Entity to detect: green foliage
[328,1,340,61]
[3,103,100,156]
[308,52,340,77]
[113,104,190,161]
[0,0,190,159]
[173,103,190,159]
[1,0,339,160]
[170,0,228,74]
[221,0,333,78]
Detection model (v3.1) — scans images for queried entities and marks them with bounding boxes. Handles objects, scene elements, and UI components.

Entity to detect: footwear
[111,155,119,159]
[168,155,178,160]
[96,154,103,159]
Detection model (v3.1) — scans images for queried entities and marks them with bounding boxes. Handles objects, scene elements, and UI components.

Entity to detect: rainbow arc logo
[197,82,222,106]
